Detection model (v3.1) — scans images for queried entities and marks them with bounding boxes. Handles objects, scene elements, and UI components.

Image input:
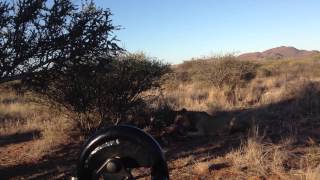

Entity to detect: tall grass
[0,84,74,161]
[161,55,320,112]
[156,55,320,179]
[225,127,291,179]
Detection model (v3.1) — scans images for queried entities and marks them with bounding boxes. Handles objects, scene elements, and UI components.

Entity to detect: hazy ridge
[238,46,320,60]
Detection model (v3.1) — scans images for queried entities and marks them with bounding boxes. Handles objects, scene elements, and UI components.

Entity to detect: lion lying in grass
[168,108,252,137]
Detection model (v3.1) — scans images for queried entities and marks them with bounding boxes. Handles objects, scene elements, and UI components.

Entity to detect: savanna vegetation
[155,55,320,179]
[0,0,168,178]
[1,0,320,179]
[2,54,320,179]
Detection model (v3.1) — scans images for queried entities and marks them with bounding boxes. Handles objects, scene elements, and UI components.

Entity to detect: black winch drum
[76,125,169,180]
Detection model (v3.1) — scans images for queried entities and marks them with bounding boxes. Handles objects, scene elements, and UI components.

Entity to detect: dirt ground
[1,129,319,180]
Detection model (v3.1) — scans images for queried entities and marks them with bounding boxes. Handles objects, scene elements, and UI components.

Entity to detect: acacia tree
[0,0,170,132]
[0,0,122,84]
[32,53,169,130]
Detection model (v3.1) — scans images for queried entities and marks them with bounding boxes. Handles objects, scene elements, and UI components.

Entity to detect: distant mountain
[238,46,320,60]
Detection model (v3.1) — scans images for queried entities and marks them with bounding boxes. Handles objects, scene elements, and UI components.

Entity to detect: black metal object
[77,125,169,180]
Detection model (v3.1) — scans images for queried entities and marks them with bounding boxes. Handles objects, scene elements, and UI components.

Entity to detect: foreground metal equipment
[77,125,169,180]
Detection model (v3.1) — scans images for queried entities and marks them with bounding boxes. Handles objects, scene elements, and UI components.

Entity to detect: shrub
[197,58,258,88]
[24,53,170,132]
[171,56,258,89]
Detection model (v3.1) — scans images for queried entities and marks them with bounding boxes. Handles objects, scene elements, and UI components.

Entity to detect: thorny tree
[0,0,122,84]
[0,0,169,131]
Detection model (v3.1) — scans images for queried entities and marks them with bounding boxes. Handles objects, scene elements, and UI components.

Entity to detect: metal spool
[77,125,169,180]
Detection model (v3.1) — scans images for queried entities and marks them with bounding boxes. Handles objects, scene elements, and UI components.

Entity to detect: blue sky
[95,0,320,64]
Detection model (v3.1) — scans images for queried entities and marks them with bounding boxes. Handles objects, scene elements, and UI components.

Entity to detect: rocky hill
[238,46,320,60]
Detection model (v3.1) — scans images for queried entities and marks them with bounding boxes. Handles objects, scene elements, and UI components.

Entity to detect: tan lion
[171,108,251,137]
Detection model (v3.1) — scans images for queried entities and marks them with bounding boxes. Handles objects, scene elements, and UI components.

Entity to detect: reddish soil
[0,132,81,180]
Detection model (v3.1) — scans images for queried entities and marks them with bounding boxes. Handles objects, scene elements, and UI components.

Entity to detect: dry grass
[225,137,320,180]
[192,161,211,176]
[225,128,291,179]
[156,56,320,179]
[0,85,75,163]
[2,56,320,179]
[160,56,320,113]
[293,146,320,180]
[223,134,320,180]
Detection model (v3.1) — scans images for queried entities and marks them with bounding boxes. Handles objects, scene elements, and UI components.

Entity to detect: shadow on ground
[0,141,80,180]
[0,130,41,147]
[1,82,320,179]
[166,82,320,174]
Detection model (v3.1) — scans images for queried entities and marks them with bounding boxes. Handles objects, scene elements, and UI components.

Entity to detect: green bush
[199,59,257,88]
[24,53,169,132]
[173,56,258,88]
